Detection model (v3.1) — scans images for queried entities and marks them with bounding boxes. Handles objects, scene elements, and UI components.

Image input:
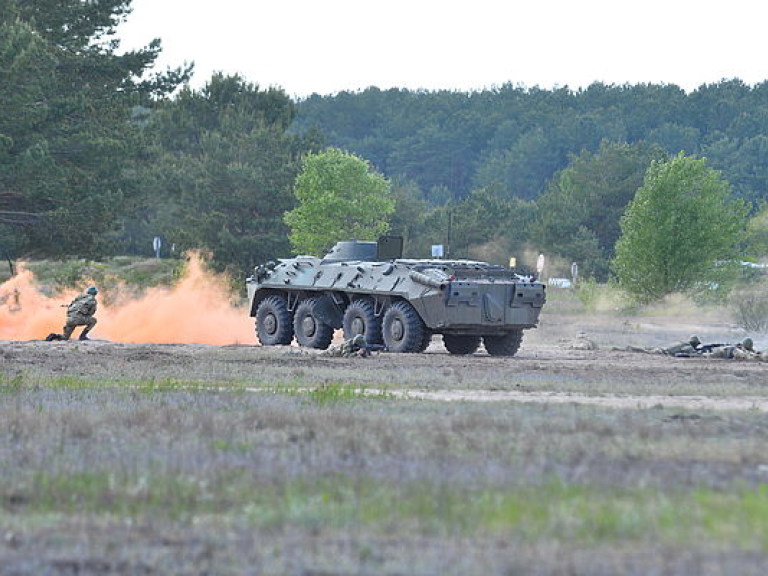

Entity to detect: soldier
[704,344,736,359]
[732,337,762,361]
[661,335,703,357]
[47,286,98,341]
[324,334,371,358]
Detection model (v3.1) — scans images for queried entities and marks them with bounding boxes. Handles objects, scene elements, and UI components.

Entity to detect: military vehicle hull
[247,239,546,355]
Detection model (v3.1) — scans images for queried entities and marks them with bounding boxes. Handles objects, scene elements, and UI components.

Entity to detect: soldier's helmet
[87,286,98,295]
[689,335,701,346]
[742,337,754,351]
[352,334,366,347]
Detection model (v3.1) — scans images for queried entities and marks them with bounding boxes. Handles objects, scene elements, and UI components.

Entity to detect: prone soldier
[323,334,385,357]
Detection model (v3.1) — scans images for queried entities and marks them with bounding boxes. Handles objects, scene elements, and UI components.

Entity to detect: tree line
[1,0,765,302]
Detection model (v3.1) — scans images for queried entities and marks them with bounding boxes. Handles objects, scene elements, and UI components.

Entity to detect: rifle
[697,343,727,354]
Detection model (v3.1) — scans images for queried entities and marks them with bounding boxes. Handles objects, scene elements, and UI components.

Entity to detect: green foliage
[447,186,536,261]
[532,141,664,280]
[0,0,190,258]
[387,178,435,256]
[743,202,768,258]
[306,383,392,405]
[127,74,302,271]
[612,153,749,303]
[284,148,395,256]
[0,370,25,394]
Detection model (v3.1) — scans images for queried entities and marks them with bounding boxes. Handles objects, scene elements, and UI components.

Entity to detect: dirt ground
[3,306,766,410]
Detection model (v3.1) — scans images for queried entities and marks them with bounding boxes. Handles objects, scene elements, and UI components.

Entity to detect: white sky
[117,0,768,98]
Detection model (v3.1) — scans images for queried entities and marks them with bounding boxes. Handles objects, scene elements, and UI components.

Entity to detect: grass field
[2,350,768,575]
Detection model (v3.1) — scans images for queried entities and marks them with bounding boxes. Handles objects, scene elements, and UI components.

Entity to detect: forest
[2,0,768,283]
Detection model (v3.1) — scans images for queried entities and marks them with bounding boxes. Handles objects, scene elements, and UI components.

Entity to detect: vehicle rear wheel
[443,334,481,355]
[483,329,523,357]
[255,295,294,345]
[382,300,426,353]
[342,298,383,343]
[293,297,334,349]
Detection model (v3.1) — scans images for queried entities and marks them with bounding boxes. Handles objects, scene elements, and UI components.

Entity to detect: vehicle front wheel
[255,295,294,345]
[483,330,523,357]
[293,297,334,349]
[382,300,426,353]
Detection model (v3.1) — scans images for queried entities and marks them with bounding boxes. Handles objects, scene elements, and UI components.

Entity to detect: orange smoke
[0,255,256,345]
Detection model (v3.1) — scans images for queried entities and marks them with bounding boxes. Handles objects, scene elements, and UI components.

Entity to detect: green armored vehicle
[246,237,546,355]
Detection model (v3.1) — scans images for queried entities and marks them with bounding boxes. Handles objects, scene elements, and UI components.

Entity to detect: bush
[730,284,768,332]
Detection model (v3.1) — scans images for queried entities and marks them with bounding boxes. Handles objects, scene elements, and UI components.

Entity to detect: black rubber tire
[342,298,383,344]
[382,300,426,353]
[293,297,334,349]
[443,334,481,355]
[416,331,432,353]
[483,329,523,357]
[255,295,294,346]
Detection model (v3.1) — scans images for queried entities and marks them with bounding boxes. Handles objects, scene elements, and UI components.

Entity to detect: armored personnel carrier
[246,237,546,355]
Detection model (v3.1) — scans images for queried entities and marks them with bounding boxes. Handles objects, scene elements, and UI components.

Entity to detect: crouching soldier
[46,286,98,341]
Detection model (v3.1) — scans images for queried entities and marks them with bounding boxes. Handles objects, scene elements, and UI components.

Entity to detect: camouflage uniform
[62,287,98,340]
[323,334,370,358]
[705,345,736,359]
[662,335,702,356]
[694,338,764,360]
[731,338,764,361]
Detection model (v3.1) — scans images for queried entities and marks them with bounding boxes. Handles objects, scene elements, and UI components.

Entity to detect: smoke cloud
[0,255,255,345]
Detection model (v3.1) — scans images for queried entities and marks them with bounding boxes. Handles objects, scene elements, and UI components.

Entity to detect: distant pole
[153,236,162,259]
[446,209,452,259]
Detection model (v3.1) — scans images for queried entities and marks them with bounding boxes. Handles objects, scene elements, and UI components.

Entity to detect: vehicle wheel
[416,331,432,353]
[293,297,334,349]
[483,329,523,357]
[443,334,481,355]
[342,298,383,343]
[255,295,294,345]
[382,300,426,353]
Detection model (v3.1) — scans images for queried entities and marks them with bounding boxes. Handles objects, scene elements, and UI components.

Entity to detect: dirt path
[3,308,768,413]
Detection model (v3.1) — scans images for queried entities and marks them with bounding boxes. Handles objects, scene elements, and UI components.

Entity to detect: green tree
[448,186,535,262]
[284,148,394,256]
[743,202,768,259]
[532,141,663,280]
[127,74,301,271]
[387,178,434,257]
[612,153,749,303]
[0,0,190,257]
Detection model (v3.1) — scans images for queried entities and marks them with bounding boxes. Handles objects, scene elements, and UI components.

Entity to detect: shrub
[730,284,768,332]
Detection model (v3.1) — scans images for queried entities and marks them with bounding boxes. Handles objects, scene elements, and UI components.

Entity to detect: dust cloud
[0,255,255,345]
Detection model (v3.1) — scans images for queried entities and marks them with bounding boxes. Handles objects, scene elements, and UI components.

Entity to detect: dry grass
[2,369,768,575]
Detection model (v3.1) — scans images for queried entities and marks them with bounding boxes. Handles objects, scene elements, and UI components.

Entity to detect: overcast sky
[117,0,768,98]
